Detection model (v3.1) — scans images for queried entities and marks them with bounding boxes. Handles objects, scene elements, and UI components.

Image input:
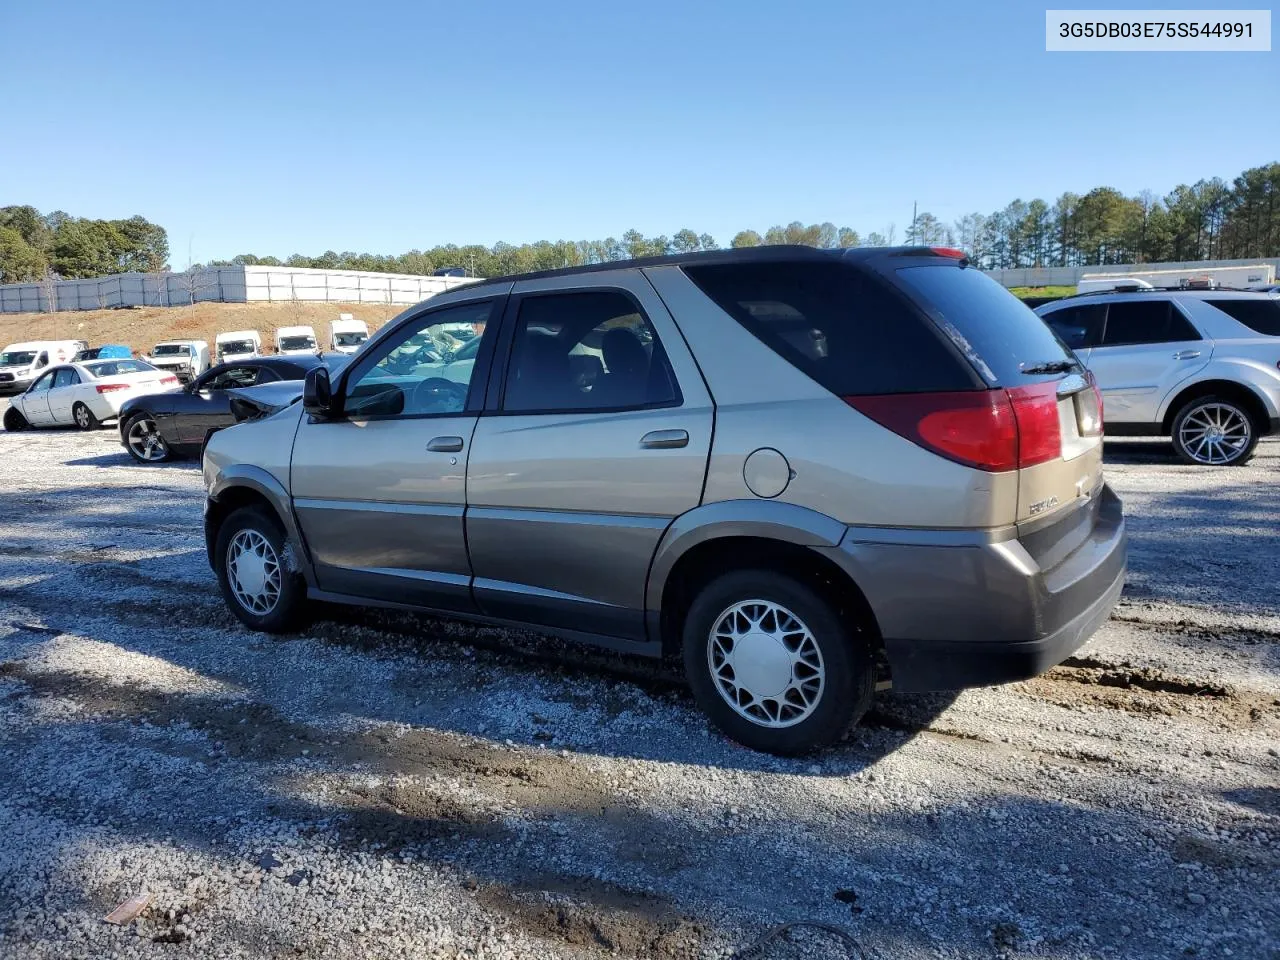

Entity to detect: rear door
[1086,299,1209,425]
[47,367,82,423]
[465,272,713,642]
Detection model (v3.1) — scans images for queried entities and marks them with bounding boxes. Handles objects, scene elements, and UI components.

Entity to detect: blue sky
[2,0,1276,264]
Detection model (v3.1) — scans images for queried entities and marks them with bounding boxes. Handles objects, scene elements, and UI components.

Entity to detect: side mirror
[303,366,339,419]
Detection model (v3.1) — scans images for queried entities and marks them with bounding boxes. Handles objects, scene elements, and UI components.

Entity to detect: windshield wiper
[1020,359,1078,375]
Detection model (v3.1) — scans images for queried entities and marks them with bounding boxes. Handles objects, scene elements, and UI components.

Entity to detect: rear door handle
[1173,350,1201,360]
[640,429,689,449]
[426,435,464,452]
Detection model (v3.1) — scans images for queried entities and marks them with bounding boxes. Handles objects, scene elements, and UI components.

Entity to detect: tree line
[3,161,1275,285]
[213,162,1280,276]
[0,206,169,284]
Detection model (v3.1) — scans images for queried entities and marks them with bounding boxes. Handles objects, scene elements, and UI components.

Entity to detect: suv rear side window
[683,260,974,395]
[893,265,1078,385]
[1207,298,1280,336]
[502,291,679,413]
[1043,304,1105,350]
[1101,301,1200,346]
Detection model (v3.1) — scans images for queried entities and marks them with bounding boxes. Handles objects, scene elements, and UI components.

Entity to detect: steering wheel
[409,377,468,413]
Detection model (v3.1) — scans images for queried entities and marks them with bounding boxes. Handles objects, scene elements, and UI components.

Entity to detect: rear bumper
[822,485,1127,692]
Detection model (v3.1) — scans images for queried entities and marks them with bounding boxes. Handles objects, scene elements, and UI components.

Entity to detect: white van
[276,325,319,356]
[147,340,211,384]
[1075,276,1155,295]
[215,330,262,364]
[329,314,369,354]
[0,340,83,394]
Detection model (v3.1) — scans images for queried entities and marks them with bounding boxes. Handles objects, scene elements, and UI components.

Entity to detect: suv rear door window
[1101,301,1200,346]
[893,264,1078,385]
[501,291,679,413]
[1043,304,1105,350]
[1206,298,1280,336]
[683,260,976,395]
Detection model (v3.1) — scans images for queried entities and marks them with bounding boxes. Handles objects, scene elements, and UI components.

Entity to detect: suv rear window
[894,265,1077,384]
[1207,298,1280,336]
[682,260,975,396]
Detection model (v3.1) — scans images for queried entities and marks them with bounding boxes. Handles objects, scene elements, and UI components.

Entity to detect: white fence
[988,257,1280,288]
[0,265,477,313]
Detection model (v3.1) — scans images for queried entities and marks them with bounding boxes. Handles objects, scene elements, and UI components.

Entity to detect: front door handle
[1173,350,1201,360]
[640,429,689,449]
[426,435,464,452]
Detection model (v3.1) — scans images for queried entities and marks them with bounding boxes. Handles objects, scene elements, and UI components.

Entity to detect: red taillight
[929,247,967,259]
[160,376,179,385]
[847,383,1062,472]
[96,383,130,394]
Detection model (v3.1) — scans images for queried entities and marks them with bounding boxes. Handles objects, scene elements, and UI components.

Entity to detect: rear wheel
[1170,396,1259,466]
[3,407,29,432]
[73,402,100,431]
[214,506,308,633]
[123,412,172,463]
[682,569,875,755]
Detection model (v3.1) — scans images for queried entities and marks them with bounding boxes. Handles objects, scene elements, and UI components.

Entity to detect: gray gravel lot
[0,428,1277,960]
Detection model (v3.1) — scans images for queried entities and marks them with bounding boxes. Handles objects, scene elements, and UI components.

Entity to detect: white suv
[1036,290,1280,466]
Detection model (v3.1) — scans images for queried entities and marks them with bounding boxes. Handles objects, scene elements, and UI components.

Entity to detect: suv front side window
[501,290,680,414]
[344,300,497,418]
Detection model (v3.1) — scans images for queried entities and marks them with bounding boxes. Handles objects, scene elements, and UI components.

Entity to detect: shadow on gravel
[2,656,1275,958]
[64,452,198,470]
[1102,440,1178,465]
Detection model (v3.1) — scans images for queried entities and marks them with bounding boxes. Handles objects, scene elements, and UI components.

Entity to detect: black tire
[3,406,29,432]
[214,505,308,633]
[72,402,100,431]
[122,412,174,464]
[682,569,875,755]
[1170,395,1259,467]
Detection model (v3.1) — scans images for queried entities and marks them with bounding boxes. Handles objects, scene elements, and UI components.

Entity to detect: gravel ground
[0,427,1277,960]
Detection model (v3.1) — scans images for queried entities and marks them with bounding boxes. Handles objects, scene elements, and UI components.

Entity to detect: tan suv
[202,246,1127,754]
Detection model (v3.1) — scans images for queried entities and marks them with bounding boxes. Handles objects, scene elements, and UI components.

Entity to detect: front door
[1087,300,1210,425]
[171,364,260,443]
[465,273,713,642]
[290,295,506,611]
[20,370,56,425]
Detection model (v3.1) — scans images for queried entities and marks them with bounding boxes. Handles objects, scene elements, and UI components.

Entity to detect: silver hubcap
[1178,403,1250,465]
[75,406,90,428]
[227,529,281,615]
[127,418,167,461]
[708,600,825,728]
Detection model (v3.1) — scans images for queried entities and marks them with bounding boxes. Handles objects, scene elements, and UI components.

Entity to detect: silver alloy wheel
[127,417,167,461]
[74,404,91,429]
[226,529,282,615]
[1177,402,1251,465]
[707,600,825,728]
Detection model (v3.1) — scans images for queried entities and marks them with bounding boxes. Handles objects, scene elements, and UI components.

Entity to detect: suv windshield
[0,351,36,366]
[894,265,1078,384]
[219,340,255,355]
[281,336,316,351]
[1207,298,1280,336]
[335,332,366,347]
[153,344,191,356]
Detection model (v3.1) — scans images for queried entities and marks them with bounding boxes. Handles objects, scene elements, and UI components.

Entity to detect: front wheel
[73,402,100,431]
[3,407,29,432]
[682,570,875,755]
[214,506,308,633]
[123,412,173,463]
[1171,396,1259,466]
